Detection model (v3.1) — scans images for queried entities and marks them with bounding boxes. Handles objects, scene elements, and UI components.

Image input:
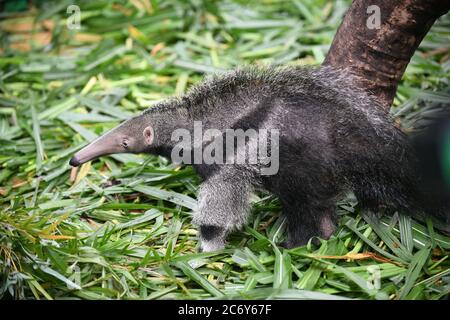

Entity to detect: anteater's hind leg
[273,175,338,248]
[264,168,340,248]
[280,196,338,248]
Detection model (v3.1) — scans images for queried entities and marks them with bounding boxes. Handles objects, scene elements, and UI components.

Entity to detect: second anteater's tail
[409,112,450,232]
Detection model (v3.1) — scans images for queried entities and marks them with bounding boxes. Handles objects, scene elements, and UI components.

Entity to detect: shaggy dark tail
[354,149,450,233]
[348,114,450,234]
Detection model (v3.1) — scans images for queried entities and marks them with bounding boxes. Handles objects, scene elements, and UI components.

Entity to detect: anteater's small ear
[143,126,154,145]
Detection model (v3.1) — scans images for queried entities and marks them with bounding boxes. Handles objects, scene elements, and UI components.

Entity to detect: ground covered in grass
[0,0,449,300]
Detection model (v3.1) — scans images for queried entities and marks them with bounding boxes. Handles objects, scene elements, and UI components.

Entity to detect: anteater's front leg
[193,172,252,252]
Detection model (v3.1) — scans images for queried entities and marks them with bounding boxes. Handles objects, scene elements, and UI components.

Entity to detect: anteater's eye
[121,139,129,149]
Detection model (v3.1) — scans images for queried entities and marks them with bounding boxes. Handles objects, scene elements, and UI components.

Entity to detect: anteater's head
[69,114,154,167]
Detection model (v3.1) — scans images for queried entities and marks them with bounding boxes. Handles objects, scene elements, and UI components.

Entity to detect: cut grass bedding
[0,0,449,300]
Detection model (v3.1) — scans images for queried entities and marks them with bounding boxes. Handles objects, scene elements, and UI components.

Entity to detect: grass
[0,0,449,300]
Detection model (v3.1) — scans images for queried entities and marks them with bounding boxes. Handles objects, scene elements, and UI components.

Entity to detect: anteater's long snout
[69,133,121,167]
